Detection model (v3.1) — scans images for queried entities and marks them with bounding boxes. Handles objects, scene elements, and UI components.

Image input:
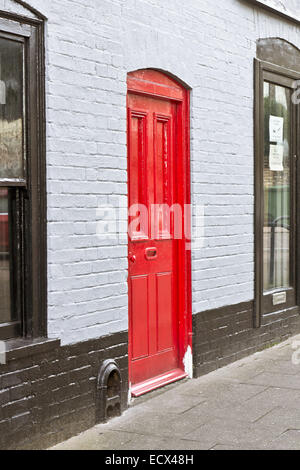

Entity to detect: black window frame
[254,54,300,326]
[0,11,46,340]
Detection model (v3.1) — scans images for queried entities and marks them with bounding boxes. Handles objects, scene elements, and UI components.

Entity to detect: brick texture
[0,332,128,450]
[193,302,300,377]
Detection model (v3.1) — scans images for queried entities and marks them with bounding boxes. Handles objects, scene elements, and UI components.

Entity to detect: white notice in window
[269,115,284,143]
[269,144,284,172]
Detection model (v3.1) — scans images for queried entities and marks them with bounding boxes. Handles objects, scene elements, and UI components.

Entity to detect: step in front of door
[131,369,188,397]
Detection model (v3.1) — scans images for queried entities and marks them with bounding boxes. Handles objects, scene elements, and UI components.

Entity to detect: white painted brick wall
[7,0,300,344]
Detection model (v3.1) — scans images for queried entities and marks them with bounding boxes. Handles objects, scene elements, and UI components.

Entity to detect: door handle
[129,254,136,263]
[145,248,157,260]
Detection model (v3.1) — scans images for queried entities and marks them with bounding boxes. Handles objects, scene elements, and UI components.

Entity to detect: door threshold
[131,369,187,397]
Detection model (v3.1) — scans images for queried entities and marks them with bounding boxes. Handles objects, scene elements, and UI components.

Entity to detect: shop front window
[263,82,291,291]
[0,13,45,340]
[0,34,24,334]
[255,38,300,323]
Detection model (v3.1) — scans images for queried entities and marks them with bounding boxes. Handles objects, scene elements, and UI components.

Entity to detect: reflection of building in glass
[0,187,10,323]
[0,38,23,180]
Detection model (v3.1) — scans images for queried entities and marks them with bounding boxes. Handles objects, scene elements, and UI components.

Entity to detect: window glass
[0,37,24,179]
[263,82,291,291]
[0,188,11,323]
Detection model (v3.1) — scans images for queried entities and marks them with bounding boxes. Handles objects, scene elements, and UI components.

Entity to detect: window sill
[3,337,61,362]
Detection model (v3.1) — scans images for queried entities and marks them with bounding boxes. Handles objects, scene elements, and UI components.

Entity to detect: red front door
[127,70,191,396]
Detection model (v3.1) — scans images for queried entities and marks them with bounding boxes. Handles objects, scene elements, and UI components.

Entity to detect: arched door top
[127,69,188,101]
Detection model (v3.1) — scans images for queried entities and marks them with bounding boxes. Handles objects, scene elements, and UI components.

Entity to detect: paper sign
[269,115,284,143]
[269,144,284,172]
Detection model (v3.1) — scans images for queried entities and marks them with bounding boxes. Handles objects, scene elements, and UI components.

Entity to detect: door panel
[128,111,148,241]
[157,272,173,352]
[130,275,149,361]
[153,114,173,239]
[128,92,179,386]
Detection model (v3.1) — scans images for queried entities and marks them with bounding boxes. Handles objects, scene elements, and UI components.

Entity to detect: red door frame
[127,69,192,395]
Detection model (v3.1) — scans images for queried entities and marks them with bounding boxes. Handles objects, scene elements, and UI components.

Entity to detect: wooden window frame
[0,11,46,340]
[254,58,300,326]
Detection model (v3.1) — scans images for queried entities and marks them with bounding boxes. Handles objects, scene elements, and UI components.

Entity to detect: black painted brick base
[0,331,128,450]
[193,301,300,377]
[2,302,300,449]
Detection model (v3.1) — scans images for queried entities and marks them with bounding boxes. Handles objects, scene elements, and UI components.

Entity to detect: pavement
[52,334,300,450]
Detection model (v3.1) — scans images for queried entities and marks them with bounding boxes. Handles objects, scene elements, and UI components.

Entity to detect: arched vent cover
[96,360,122,423]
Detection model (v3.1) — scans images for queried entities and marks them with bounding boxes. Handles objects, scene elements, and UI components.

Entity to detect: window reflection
[0,188,11,323]
[263,82,291,291]
[0,37,24,179]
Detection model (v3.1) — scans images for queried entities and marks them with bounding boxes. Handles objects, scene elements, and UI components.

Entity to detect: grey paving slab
[139,389,207,414]
[189,382,268,407]
[267,430,300,450]
[211,443,270,450]
[185,417,279,447]
[265,360,300,376]
[52,429,133,451]
[247,372,300,390]
[261,344,292,360]
[255,406,300,433]
[121,435,216,451]
[114,434,170,451]
[108,410,207,439]
[193,397,277,423]
[171,378,226,397]
[220,360,268,382]
[245,386,300,410]
[51,334,300,451]
[157,439,216,451]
